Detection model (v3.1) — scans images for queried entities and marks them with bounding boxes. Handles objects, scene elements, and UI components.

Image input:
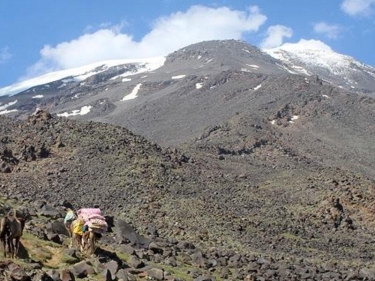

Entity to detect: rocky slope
[0,108,375,280]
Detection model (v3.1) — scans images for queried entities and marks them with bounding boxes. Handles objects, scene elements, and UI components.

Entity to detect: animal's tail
[0,216,8,239]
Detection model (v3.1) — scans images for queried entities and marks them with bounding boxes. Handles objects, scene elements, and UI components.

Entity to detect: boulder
[71,261,94,278]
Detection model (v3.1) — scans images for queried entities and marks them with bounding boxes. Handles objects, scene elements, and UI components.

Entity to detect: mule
[69,219,98,255]
[69,219,84,251]
[0,210,25,258]
[81,231,98,255]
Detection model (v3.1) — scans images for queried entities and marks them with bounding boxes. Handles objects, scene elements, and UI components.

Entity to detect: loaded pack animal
[0,209,25,258]
[66,208,107,255]
[69,219,101,255]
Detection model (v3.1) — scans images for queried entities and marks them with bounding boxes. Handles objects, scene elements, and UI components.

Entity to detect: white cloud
[39,29,137,70]
[313,22,341,39]
[274,39,333,52]
[260,25,293,49]
[341,0,375,16]
[0,47,12,64]
[140,6,266,54]
[26,5,267,78]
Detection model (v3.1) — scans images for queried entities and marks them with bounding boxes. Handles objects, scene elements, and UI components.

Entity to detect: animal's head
[19,217,26,232]
[9,208,31,224]
[7,208,21,218]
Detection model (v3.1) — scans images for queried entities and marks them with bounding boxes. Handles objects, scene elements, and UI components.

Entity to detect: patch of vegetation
[21,232,62,265]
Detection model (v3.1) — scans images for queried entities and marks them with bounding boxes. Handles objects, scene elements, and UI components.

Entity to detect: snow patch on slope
[0,100,18,115]
[122,83,142,101]
[57,105,92,117]
[0,56,166,97]
[172,75,186,79]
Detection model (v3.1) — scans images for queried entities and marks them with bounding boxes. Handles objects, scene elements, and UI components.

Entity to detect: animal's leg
[81,233,87,252]
[72,234,83,252]
[8,237,14,259]
[88,232,96,255]
[14,237,20,258]
[1,237,6,257]
[5,236,11,258]
[80,235,85,252]
[71,234,77,249]
[11,239,15,259]
[80,233,84,249]
[0,222,7,257]
[68,233,74,249]
[3,241,7,258]
[66,223,72,238]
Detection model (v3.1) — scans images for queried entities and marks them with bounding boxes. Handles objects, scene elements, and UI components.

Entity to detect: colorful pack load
[77,208,108,233]
[72,218,85,235]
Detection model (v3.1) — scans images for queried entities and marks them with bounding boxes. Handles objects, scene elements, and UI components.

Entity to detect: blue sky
[0,0,374,88]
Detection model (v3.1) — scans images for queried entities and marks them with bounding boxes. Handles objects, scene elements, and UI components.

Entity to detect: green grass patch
[115,251,131,262]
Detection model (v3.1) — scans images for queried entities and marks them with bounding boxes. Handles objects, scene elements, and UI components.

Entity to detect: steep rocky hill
[1,107,375,280]
[0,111,191,212]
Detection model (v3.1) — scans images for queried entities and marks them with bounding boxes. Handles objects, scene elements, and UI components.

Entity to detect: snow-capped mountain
[0,40,374,147]
[1,39,374,100]
[264,39,375,93]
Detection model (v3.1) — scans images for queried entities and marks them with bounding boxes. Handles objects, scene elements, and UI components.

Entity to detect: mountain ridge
[1,39,374,99]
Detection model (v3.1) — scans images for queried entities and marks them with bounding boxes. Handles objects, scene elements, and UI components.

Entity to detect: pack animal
[0,210,25,258]
[69,219,98,255]
[66,208,106,255]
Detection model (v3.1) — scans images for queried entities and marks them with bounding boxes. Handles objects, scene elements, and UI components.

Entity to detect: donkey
[69,219,84,251]
[83,231,98,255]
[0,209,25,258]
[69,219,98,255]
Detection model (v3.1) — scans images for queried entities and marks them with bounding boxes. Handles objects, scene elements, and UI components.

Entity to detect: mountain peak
[264,39,375,93]
[164,39,283,75]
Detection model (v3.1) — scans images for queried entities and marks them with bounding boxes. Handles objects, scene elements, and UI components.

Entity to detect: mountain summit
[264,39,375,93]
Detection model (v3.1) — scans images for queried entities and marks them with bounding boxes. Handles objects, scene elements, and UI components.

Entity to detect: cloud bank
[27,5,267,78]
[274,39,333,52]
[341,0,375,16]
